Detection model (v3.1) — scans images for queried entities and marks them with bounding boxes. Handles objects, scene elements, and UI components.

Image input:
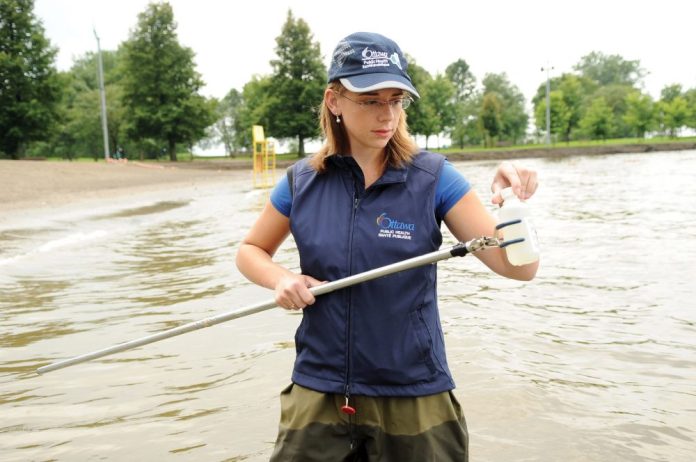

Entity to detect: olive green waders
[270,384,468,461]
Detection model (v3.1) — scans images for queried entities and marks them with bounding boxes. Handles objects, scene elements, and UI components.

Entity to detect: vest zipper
[342,192,360,450]
[345,193,360,394]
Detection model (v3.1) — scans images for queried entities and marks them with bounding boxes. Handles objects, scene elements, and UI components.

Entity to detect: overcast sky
[35,0,696,108]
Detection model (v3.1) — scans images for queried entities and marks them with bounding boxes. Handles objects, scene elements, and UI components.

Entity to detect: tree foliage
[623,91,655,138]
[121,2,214,161]
[407,65,456,148]
[266,10,325,156]
[534,90,570,142]
[215,89,243,156]
[9,5,696,160]
[685,88,696,129]
[403,58,437,146]
[445,59,477,148]
[481,73,528,144]
[579,97,614,140]
[479,93,502,147]
[0,0,61,158]
[658,96,690,138]
[235,75,274,151]
[445,59,476,102]
[659,84,683,103]
[424,74,457,146]
[574,51,646,87]
[532,73,595,142]
[52,50,128,159]
[532,55,652,141]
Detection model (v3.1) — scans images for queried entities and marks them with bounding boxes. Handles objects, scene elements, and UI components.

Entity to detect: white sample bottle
[498,187,540,266]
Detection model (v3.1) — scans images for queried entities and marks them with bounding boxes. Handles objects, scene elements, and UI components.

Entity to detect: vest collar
[328,154,408,187]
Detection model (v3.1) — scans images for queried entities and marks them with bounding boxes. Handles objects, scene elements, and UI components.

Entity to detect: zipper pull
[341,393,356,415]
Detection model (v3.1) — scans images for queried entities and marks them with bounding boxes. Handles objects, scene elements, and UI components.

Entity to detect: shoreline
[444,140,696,161]
[2,141,694,216]
[0,159,244,215]
[131,140,696,170]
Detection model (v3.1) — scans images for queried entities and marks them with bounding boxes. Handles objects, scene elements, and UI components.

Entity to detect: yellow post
[252,125,276,188]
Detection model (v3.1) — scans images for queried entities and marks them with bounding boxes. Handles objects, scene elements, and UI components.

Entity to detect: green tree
[0,0,62,159]
[481,73,528,144]
[445,58,477,148]
[418,74,456,148]
[660,84,683,102]
[579,97,614,140]
[52,50,128,159]
[63,87,104,159]
[121,2,214,161]
[532,73,595,142]
[556,75,594,141]
[623,91,655,138]
[573,51,645,87]
[449,97,482,147]
[654,84,690,137]
[658,96,689,138]
[479,92,502,147]
[591,84,635,138]
[199,89,244,157]
[445,58,476,102]
[266,10,326,156]
[216,89,243,156]
[534,90,571,143]
[684,88,696,129]
[404,58,438,147]
[235,75,274,151]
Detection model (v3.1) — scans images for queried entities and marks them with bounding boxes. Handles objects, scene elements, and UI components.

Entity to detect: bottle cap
[501,187,516,201]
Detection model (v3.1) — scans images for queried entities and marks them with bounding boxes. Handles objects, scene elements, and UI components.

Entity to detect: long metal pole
[37,241,483,375]
[94,28,110,161]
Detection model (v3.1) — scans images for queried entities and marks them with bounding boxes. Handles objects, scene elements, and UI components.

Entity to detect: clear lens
[338,93,412,112]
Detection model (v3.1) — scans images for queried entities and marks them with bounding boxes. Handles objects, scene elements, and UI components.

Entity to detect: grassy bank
[16,137,696,169]
[187,137,696,168]
[436,137,696,161]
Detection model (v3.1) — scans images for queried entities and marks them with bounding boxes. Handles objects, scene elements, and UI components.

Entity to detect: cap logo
[332,39,354,69]
[361,47,403,71]
[388,53,402,69]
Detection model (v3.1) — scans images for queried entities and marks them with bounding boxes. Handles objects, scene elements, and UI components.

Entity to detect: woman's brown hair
[309,82,419,172]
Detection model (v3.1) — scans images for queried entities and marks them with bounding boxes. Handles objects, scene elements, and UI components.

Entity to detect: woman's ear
[325,88,340,115]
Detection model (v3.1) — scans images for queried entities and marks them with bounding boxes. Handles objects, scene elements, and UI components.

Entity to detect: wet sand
[5,141,694,213]
[0,160,243,213]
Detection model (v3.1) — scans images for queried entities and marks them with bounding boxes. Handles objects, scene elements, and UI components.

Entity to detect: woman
[236,31,539,461]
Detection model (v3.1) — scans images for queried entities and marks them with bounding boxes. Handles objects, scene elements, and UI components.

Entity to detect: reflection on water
[1,153,695,461]
[94,200,190,219]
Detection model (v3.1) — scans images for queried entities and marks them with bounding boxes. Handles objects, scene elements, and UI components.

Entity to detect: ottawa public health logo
[361,47,402,71]
[376,213,415,231]
[376,213,414,241]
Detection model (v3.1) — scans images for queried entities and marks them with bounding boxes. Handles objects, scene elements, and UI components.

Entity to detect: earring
[335,114,341,124]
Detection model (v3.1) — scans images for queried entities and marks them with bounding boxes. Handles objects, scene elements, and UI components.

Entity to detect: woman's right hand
[275,273,325,310]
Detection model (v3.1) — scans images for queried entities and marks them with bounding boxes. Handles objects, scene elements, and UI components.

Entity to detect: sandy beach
[0,160,247,213]
[4,141,695,214]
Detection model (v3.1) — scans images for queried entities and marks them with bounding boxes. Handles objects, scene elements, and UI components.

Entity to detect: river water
[1,150,695,461]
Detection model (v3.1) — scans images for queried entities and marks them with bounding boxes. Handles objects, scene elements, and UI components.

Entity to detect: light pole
[94,28,110,161]
[541,64,554,145]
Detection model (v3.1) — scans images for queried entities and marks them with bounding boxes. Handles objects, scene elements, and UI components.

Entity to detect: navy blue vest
[288,151,455,397]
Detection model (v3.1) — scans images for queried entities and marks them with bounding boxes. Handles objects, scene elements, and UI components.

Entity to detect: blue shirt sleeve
[270,174,292,217]
[435,160,471,220]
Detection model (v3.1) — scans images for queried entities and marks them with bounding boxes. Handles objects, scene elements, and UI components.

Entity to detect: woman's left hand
[490,161,539,205]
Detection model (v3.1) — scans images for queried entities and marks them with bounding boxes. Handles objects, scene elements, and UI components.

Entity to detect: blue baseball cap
[328,32,420,98]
